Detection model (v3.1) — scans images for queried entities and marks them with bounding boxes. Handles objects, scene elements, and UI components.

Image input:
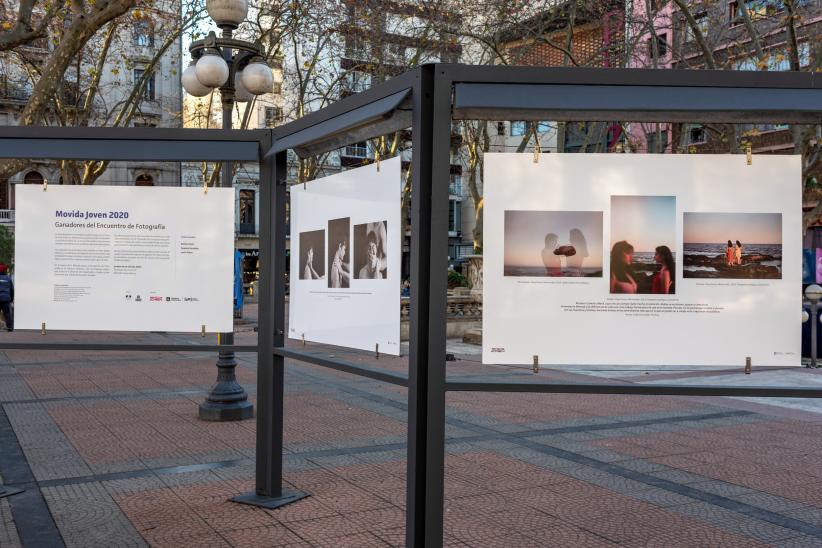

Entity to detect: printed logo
[150,296,162,302]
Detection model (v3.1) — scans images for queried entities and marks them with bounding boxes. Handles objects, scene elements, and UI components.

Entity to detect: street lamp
[183,0,274,421]
[804,284,822,368]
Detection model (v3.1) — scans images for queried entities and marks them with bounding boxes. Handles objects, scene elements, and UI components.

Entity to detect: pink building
[626,1,674,153]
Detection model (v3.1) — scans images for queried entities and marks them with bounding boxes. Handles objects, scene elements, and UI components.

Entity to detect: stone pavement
[2,309,822,546]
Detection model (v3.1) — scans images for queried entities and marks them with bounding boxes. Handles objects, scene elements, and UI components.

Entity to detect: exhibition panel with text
[483,154,801,366]
[289,157,401,355]
[15,186,235,332]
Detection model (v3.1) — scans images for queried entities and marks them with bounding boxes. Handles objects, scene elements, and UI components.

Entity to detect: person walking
[0,264,13,332]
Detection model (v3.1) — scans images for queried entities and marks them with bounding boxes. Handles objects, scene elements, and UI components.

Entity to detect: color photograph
[610,195,676,294]
[298,229,325,280]
[353,221,388,279]
[683,212,782,279]
[503,210,603,277]
[327,217,351,288]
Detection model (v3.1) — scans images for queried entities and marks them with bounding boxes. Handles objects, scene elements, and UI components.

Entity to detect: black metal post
[233,139,307,509]
[199,29,253,422]
[406,64,450,547]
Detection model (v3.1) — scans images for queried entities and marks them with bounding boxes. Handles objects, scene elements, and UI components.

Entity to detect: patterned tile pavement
[2,311,822,546]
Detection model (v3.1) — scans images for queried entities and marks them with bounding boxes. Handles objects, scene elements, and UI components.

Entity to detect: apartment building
[495,0,626,155]
[0,0,184,229]
[669,0,819,155]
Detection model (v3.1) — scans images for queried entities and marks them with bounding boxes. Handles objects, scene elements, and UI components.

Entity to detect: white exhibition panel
[15,185,234,332]
[483,153,802,366]
[289,156,401,355]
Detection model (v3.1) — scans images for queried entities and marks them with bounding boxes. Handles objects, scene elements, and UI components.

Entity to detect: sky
[504,210,603,268]
[611,196,676,253]
[684,212,782,244]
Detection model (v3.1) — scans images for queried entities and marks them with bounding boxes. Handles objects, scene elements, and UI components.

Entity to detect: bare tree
[0,1,211,188]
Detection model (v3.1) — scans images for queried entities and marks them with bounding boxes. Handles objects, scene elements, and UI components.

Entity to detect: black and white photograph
[298,229,325,280]
[354,221,388,279]
[327,217,351,288]
[289,157,401,355]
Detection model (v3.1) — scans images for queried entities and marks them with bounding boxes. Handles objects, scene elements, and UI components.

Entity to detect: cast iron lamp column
[183,0,274,421]
[805,284,822,369]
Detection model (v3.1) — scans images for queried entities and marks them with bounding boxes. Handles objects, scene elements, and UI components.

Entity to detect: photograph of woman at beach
[652,245,675,294]
[610,196,677,294]
[503,210,603,277]
[683,213,781,279]
[610,240,638,294]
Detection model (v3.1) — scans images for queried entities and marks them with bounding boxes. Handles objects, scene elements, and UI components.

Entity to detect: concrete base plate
[0,486,23,499]
[231,489,309,509]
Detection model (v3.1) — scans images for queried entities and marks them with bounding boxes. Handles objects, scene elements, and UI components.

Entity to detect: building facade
[0,0,184,223]
[668,0,820,157]
[496,1,626,155]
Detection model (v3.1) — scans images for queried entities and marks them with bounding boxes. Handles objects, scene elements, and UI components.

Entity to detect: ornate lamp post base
[198,399,253,422]
[199,332,254,421]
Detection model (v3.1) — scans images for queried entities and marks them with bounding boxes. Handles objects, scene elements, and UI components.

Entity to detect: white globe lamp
[806,284,822,302]
[182,63,212,97]
[241,60,274,95]
[195,52,229,88]
[206,0,248,29]
[234,71,253,102]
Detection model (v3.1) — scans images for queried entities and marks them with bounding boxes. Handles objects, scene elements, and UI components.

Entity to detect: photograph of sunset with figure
[503,210,603,277]
[683,212,782,279]
[610,196,676,294]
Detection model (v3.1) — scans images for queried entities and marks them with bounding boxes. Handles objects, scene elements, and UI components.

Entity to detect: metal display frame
[0,65,821,546]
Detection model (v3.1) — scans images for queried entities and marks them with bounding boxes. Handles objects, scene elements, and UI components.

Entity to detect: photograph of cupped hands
[504,210,603,278]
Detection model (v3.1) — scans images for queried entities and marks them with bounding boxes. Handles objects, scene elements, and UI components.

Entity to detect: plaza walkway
[2,308,822,546]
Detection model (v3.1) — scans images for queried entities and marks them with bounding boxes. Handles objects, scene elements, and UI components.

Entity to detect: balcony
[237,223,257,237]
[0,81,31,103]
[0,210,15,225]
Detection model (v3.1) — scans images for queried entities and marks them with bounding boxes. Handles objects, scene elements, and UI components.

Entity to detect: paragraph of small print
[561,299,725,317]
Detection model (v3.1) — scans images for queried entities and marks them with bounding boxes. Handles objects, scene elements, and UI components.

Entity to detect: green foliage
[0,226,14,268]
[447,270,469,289]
